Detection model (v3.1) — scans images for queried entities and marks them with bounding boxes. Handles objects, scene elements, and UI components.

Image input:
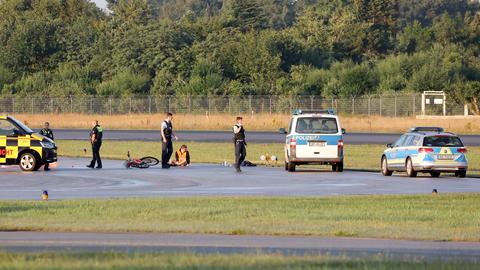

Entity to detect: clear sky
[91,0,108,10]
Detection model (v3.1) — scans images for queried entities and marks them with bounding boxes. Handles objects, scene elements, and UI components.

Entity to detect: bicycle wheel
[140,156,159,166]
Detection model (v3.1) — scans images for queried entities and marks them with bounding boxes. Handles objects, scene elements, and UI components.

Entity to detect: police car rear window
[423,136,463,147]
[296,117,338,134]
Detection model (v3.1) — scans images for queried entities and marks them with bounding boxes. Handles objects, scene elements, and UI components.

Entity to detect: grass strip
[0,252,478,270]
[55,140,480,173]
[1,194,479,241]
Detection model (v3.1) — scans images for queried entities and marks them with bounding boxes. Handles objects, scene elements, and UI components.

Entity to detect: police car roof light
[293,109,336,115]
[410,127,444,133]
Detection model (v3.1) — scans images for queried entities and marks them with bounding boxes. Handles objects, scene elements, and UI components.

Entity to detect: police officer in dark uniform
[161,112,177,168]
[233,116,247,173]
[87,120,103,169]
[39,122,54,171]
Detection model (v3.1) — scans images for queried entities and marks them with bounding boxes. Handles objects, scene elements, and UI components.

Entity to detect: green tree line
[0,0,479,113]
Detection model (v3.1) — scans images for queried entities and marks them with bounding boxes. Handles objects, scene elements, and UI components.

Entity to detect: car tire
[19,152,39,172]
[336,162,344,172]
[455,170,467,178]
[287,162,296,172]
[332,164,337,172]
[430,172,441,178]
[381,156,393,176]
[406,158,417,177]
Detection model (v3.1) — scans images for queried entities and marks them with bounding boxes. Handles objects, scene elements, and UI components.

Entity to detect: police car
[281,109,345,172]
[0,116,57,171]
[381,127,468,178]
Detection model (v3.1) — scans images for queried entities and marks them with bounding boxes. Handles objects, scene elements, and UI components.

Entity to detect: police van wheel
[455,170,467,178]
[430,172,441,178]
[287,162,296,172]
[336,162,344,172]
[19,152,38,172]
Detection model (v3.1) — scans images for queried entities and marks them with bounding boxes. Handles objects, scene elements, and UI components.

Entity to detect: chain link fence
[0,94,468,116]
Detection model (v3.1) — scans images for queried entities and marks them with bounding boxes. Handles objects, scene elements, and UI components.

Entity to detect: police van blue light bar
[293,109,336,115]
[410,127,444,133]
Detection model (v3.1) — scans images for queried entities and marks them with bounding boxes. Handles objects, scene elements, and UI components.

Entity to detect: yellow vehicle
[0,116,57,171]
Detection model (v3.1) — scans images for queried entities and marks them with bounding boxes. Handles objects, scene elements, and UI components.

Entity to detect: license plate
[437,154,455,160]
[309,141,326,147]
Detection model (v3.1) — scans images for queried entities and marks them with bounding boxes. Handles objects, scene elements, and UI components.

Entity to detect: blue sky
[91,0,108,10]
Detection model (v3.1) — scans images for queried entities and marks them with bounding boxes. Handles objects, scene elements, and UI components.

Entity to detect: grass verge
[0,252,477,270]
[1,194,480,241]
[16,113,480,133]
[55,140,480,173]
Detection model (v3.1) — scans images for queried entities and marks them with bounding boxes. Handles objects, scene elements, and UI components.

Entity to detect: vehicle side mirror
[387,143,393,148]
[341,128,346,135]
[279,128,287,134]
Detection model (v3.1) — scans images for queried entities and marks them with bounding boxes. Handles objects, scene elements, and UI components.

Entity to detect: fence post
[50,98,54,114]
[168,96,171,113]
[90,97,93,114]
[31,97,34,114]
[269,97,272,114]
[412,94,416,116]
[352,97,355,114]
[189,96,192,114]
[128,97,131,114]
[310,96,314,110]
[70,96,73,114]
[379,96,382,117]
[368,96,371,116]
[394,94,397,117]
[148,96,152,114]
[11,96,14,114]
[249,95,252,113]
[109,98,112,115]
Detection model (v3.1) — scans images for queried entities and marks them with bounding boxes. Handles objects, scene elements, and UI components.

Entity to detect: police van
[0,116,57,171]
[280,109,345,172]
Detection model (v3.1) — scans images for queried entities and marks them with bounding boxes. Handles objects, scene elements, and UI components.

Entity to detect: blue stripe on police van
[287,135,341,146]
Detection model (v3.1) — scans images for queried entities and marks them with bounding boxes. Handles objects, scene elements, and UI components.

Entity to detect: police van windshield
[10,118,33,134]
[423,136,463,147]
[296,117,338,134]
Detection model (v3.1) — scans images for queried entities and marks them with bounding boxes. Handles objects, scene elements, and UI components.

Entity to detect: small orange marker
[42,190,49,201]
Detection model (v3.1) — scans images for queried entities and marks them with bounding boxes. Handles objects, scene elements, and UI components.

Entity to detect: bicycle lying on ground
[123,151,160,169]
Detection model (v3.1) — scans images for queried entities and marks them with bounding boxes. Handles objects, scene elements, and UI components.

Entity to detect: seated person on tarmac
[171,144,190,167]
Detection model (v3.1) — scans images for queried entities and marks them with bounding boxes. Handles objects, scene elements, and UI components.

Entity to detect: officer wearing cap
[233,116,247,173]
[87,120,103,169]
[161,112,177,169]
[39,122,54,171]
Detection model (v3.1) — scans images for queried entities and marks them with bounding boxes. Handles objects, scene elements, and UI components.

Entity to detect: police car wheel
[430,172,441,178]
[19,153,38,172]
[455,170,467,178]
[406,158,417,177]
[381,157,393,176]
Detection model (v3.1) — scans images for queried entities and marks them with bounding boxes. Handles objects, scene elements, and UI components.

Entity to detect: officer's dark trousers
[235,141,247,169]
[90,142,102,168]
[162,140,173,167]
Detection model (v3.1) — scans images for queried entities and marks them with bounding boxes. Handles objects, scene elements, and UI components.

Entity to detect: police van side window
[288,119,293,133]
[0,120,21,136]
